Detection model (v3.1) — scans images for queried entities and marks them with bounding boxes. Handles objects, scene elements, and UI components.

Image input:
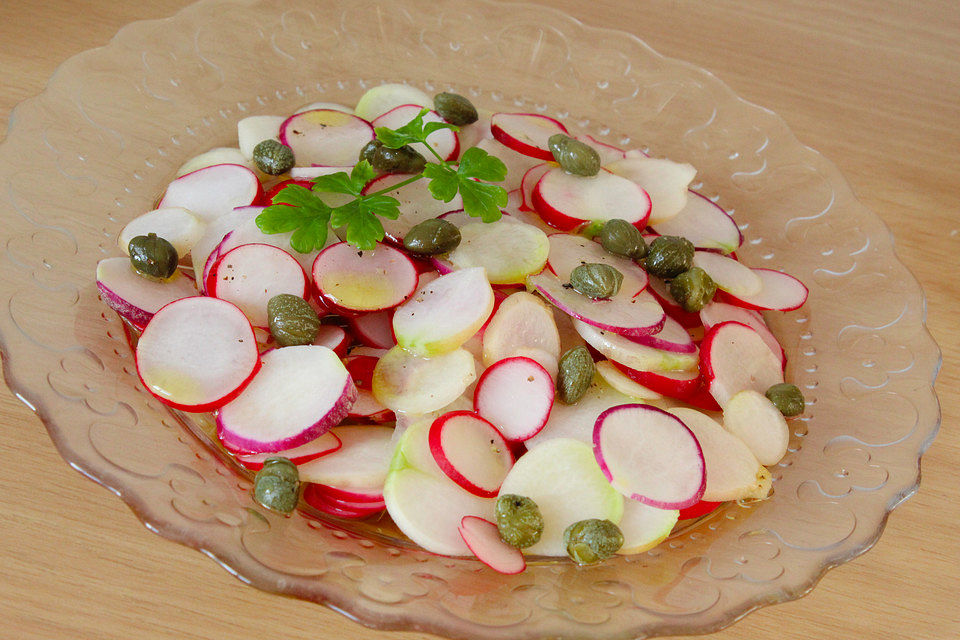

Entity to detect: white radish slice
[594,360,662,400]
[625,315,697,354]
[233,431,342,469]
[213,215,336,276]
[429,411,514,497]
[532,167,651,231]
[348,311,395,349]
[189,206,259,283]
[295,101,352,115]
[546,234,649,296]
[208,243,307,327]
[96,258,197,327]
[693,251,763,298]
[481,291,561,371]
[473,357,555,441]
[454,108,494,152]
[474,138,541,191]
[135,297,260,412]
[519,162,554,211]
[510,347,559,382]
[605,156,696,225]
[372,105,459,162]
[354,83,432,121]
[573,318,698,372]
[237,115,286,159]
[312,241,418,313]
[278,109,374,166]
[700,301,785,368]
[718,268,809,312]
[498,438,623,556]
[610,362,701,399]
[176,147,253,177]
[593,404,705,509]
[652,192,742,253]
[529,272,665,338]
[616,501,679,555]
[216,346,356,452]
[701,321,784,409]
[459,516,526,574]
[158,164,262,223]
[723,390,790,465]
[119,207,205,257]
[313,325,350,356]
[644,274,703,328]
[445,219,549,285]
[372,346,476,414]
[289,165,355,180]
[392,267,494,356]
[348,388,394,423]
[298,425,395,490]
[668,407,773,501]
[309,483,384,504]
[576,134,626,165]
[362,173,463,242]
[526,380,635,449]
[489,112,568,161]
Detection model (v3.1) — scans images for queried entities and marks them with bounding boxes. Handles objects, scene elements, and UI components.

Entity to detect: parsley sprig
[256,108,508,252]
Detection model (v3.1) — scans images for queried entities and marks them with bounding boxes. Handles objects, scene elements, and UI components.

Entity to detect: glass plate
[0,0,941,638]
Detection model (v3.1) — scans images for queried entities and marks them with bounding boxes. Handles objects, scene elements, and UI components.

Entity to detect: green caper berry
[669,267,717,312]
[563,519,623,565]
[495,494,544,548]
[599,219,647,260]
[548,133,601,177]
[252,139,295,175]
[267,294,320,347]
[557,346,595,404]
[765,383,805,417]
[403,218,461,255]
[645,235,695,279]
[569,263,623,299]
[358,139,427,174]
[434,92,478,126]
[253,457,300,514]
[128,233,179,281]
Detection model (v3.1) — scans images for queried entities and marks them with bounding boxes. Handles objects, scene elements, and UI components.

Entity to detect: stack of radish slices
[96,82,809,576]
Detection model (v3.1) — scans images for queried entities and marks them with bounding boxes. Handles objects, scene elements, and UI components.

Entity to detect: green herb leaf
[457,146,508,183]
[343,208,385,251]
[422,163,460,202]
[460,179,508,222]
[290,217,330,254]
[255,185,333,253]
[375,108,431,149]
[422,121,460,138]
[311,159,376,196]
[360,194,402,220]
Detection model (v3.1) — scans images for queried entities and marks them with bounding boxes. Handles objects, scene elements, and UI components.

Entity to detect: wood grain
[1,1,957,639]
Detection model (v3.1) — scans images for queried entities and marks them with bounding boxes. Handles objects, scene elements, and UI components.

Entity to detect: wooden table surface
[1,1,957,638]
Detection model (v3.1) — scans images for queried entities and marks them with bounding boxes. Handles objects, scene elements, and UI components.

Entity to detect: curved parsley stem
[364,173,424,197]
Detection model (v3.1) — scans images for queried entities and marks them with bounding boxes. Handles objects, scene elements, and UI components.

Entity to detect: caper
[563,519,623,565]
[569,263,623,299]
[267,294,320,347]
[644,235,695,278]
[253,457,300,514]
[669,267,717,312]
[128,233,179,281]
[252,139,295,175]
[359,139,426,174]
[548,133,601,177]
[495,494,544,548]
[599,219,647,260]
[402,218,461,255]
[434,92,478,126]
[557,346,595,404]
[765,383,805,417]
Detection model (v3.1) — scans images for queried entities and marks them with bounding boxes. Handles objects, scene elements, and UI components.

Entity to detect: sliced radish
[532,167,651,231]
[573,318,698,372]
[519,162,554,211]
[625,315,697,354]
[313,325,350,356]
[545,234,648,296]
[616,501,679,555]
[209,243,308,327]
[490,112,568,160]
[444,219,549,285]
[312,241,418,313]
[233,431,342,469]
[348,310,395,349]
[217,346,356,452]
[302,483,385,518]
[611,362,701,399]
[188,207,260,285]
[158,164,262,223]
[237,115,286,159]
[279,109,374,166]
[176,147,253,177]
[526,380,634,449]
[373,105,459,162]
[594,360,662,400]
[645,275,703,329]
[362,173,463,242]
[304,484,385,510]
[428,411,514,497]
[498,438,623,556]
[700,301,785,368]
[678,500,722,520]
[717,268,809,311]
[295,101,353,115]
[135,297,260,412]
[348,388,394,423]
[722,390,790,465]
[651,191,742,253]
[97,258,197,327]
[692,251,762,298]
[214,214,338,277]
[473,357,554,441]
[354,83,432,121]
[605,156,696,225]
[372,345,476,414]
[118,207,205,258]
[459,516,526,574]
[474,138,541,191]
[309,482,384,504]
[576,134,626,165]
[701,321,784,409]
[454,108,493,152]
[297,425,395,490]
[481,291,561,373]
[593,404,705,509]
[289,165,356,180]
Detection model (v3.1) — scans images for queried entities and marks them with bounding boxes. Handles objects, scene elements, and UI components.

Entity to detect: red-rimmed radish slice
[700,301,785,368]
[717,268,808,311]
[294,101,353,115]
[575,134,626,165]
[309,483,384,504]
[237,115,285,159]
[481,291,561,371]
[490,112,568,160]
[428,411,514,497]
[135,297,260,412]
[526,380,634,449]
[519,162,554,211]
[262,179,313,203]
[474,138,541,190]
[305,485,386,511]
[529,272,665,339]
[279,109,374,166]
[644,275,703,329]
[354,83,432,121]
[348,310,395,349]
[610,361,701,399]
[213,215,338,276]
[312,241,418,313]
[313,324,350,356]
[302,484,385,518]
[651,192,742,253]
[209,243,308,327]
[158,164,263,222]
[289,165,355,180]
[605,156,696,225]
[118,207,205,257]
[573,318,698,373]
[189,207,260,284]
[678,500,722,520]
[617,500,679,555]
[372,104,459,162]
[625,315,697,354]
[454,108,493,151]
[545,234,649,296]
[473,357,554,441]
[459,516,526,574]
[176,147,253,177]
[343,353,378,389]
[692,251,762,298]
[348,388,394,423]
[233,431,342,470]
[97,258,197,327]
[362,173,463,243]
[444,219,549,285]
[593,404,705,509]
[297,425,395,490]
[372,345,476,414]
[532,167,651,231]
[722,390,790,465]
[701,321,784,409]
[594,360,662,400]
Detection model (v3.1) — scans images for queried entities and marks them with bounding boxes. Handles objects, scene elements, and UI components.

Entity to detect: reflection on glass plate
[0,0,940,638]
